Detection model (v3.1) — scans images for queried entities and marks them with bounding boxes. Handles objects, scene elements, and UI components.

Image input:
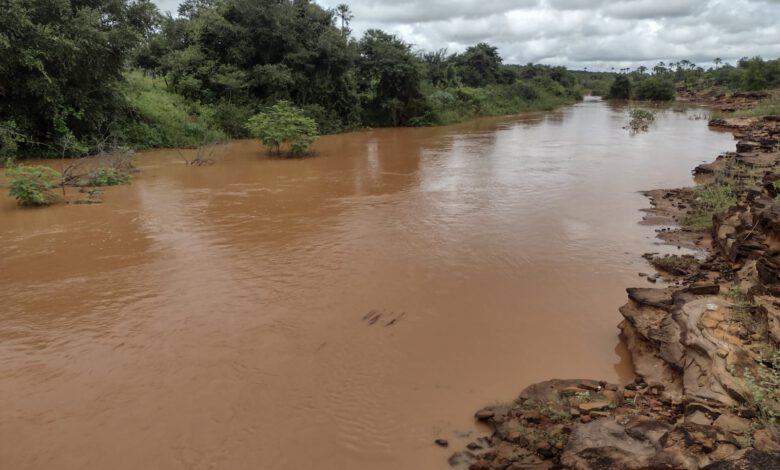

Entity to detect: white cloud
[152,0,780,70]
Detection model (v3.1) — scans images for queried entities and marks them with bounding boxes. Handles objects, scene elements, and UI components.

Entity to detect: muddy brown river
[1,99,734,469]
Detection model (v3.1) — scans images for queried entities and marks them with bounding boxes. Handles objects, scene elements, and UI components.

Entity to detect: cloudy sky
[152,0,780,70]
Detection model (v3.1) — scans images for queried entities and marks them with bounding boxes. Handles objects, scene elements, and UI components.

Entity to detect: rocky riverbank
[449,99,780,469]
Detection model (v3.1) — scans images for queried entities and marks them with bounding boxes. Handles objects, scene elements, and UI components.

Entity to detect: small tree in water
[627,108,656,133]
[6,165,61,206]
[246,101,319,157]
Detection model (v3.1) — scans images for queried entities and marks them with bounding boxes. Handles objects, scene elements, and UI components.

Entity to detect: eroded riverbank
[0,100,734,470]
[453,100,780,470]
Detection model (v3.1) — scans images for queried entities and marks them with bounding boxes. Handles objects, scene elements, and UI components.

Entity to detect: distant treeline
[0,0,594,159]
[607,57,780,101]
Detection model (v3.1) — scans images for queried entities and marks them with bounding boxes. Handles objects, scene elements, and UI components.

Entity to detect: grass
[649,254,698,275]
[731,96,780,118]
[741,348,780,439]
[684,184,737,230]
[120,72,226,149]
[423,80,581,126]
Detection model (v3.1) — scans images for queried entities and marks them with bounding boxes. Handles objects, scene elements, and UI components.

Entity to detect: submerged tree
[246,101,319,156]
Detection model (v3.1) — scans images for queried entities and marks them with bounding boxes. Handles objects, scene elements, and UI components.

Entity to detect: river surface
[0,99,734,469]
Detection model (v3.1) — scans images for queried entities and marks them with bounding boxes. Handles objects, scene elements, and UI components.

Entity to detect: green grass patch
[731,96,780,118]
[684,184,737,230]
[120,72,225,149]
[422,80,581,126]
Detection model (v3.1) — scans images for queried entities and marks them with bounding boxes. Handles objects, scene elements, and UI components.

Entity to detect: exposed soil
[452,106,780,469]
[677,88,770,113]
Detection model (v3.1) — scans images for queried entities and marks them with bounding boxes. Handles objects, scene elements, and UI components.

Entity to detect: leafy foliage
[82,167,131,187]
[608,76,631,99]
[5,165,61,206]
[633,78,675,101]
[357,30,428,126]
[246,101,319,156]
[0,0,157,154]
[121,72,225,148]
[627,108,656,132]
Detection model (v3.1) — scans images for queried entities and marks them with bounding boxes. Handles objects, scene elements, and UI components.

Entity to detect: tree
[456,43,503,87]
[335,4,353,34]
[634,78,675,101]
[0,0,157,153]
[357,30,428,126]
[246,101,319,156]
[608,75,631,100]
[6,165,62,206]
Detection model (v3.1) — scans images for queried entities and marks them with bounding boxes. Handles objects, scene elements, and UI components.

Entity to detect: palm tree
[335,4,353,33]
[714,57,722,69]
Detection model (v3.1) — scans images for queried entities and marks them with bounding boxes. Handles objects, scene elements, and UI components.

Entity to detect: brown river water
[1,99,734,469]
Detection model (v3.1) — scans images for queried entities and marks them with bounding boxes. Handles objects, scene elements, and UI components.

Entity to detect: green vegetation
[570,71,615,97]
[702,57,780,91]
[82,167,131,187]
[608,76,631,100]
[1,0,597,163]
[0,0,158,156]
[627,108,656,132]
[121,72,225,148]
[731,96,780,118]
[5,165,62,206]
[647,254,698,275]
[633,78,675,101]
[607,75,674,101]
[246,102,319,156]
[685,184,737,230]
[742,349,780,438]
[6,0,774,166]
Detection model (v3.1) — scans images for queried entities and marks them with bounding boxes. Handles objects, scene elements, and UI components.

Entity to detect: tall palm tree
[336,4,353,33]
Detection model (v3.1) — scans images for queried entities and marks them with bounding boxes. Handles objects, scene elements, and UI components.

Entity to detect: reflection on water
[0,99,734,469]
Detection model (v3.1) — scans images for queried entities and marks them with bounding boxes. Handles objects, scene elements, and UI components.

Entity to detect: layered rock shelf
[451,99,780,469]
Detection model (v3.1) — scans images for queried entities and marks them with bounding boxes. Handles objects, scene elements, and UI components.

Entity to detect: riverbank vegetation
[607,57,780,103]
[0,0,596,163]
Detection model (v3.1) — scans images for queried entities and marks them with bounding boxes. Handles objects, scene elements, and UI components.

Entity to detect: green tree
[143,0,361,134]
[608,75,631,100]
[246,101,318,156]
[357,29,428,126]
[456,43,503,87]
[335,3,353,34]
[634,78,675,101]
[5,165,62,206]
[0,0,157,153]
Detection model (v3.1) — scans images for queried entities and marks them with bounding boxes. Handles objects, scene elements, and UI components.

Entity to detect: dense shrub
[608,76,631,99]
[5,165,61,206]
[633,78,675,101]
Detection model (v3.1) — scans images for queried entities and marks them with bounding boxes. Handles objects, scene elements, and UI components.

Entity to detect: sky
[151,0,780,70]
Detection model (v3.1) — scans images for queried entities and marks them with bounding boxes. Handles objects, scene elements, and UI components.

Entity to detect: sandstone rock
[754,428,780,451]
[435,438,449,447]
[475,408,495,420]
[687,410,714,426]
[577,401,611,413]
[561,418,656,470]
[687,283,722,295]
[712,414,751,434]
[700,449,780,469]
